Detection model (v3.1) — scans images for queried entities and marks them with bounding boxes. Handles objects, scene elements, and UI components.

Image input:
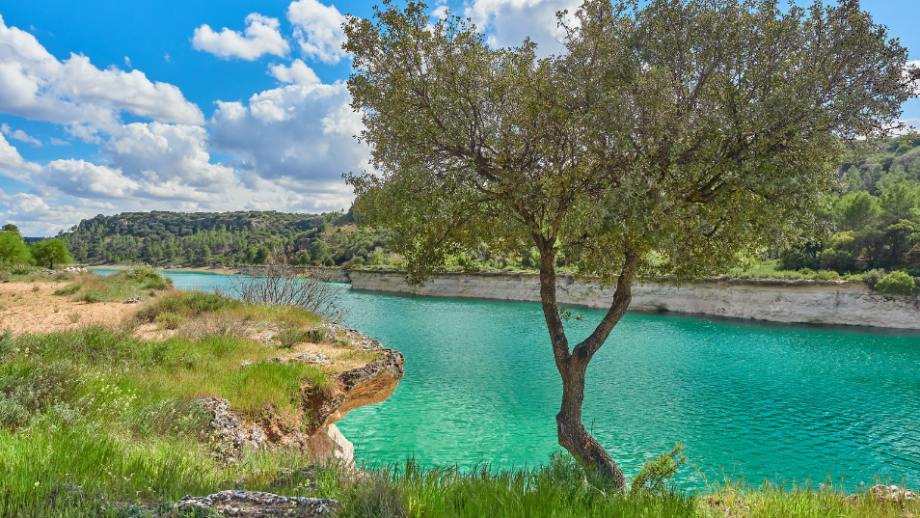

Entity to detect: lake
[96,269,920,489]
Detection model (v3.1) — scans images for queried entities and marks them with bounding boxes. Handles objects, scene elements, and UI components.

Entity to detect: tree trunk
[537,245,638,489]
[556,355,626,488]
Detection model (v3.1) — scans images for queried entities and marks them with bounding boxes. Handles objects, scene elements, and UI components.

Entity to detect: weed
[66,312,81,324]
[53,283,83,296]
[275,329,312,349]
[32,285,39,293]
[79,290,104,304]
[154,312,182,330]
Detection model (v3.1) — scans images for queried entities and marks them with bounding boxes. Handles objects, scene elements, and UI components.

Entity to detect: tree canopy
[345,0,918,486]
[0,230,31,265]
[31,238,73,270]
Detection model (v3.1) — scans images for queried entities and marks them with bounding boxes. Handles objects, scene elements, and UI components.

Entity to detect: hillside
[57,210,395,268]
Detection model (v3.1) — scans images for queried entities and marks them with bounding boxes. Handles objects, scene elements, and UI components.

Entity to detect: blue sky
[0,0,917,235]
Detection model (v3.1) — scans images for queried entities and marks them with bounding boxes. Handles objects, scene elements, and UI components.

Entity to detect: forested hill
[58,210,393,267]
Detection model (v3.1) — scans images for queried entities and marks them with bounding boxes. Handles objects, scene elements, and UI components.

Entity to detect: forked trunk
[536,245,638,490]
[556,356,626,487]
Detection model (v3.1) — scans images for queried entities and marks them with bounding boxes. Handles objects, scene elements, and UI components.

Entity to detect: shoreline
[87,263,240,275]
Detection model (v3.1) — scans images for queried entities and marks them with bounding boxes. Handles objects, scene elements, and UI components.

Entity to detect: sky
[0,0,917,236]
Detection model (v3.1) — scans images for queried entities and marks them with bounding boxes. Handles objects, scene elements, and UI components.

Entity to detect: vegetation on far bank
[23,135,920,296]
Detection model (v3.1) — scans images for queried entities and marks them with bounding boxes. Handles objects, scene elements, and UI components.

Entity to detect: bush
[124,265,171,290]
[9,264,38,275]
[873,270,917,295]
[79,290,104,303]
[779,248,817,271]
[630,443,687,494]
[154,312,182,330]
[53,283,82,296]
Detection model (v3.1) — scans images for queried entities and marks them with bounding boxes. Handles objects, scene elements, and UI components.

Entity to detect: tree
[31,238,73,269]
[344,0,918,486]
[0,230,31,264]
[2,223,20,235]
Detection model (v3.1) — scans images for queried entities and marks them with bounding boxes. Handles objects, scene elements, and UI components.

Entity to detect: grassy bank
[0,270,916,517]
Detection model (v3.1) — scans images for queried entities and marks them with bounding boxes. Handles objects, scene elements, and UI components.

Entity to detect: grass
[53,266,174,304]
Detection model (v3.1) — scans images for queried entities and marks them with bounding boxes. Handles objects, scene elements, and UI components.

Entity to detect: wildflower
[34,481,39,487]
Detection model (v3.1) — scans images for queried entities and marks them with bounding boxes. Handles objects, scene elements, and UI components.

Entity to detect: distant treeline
[57,210,394,267]
[780,135,920,275]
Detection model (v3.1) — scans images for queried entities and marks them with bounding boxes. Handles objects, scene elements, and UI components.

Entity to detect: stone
[175,490,337,517]
[868,484,917,501]
[305,424,355,471]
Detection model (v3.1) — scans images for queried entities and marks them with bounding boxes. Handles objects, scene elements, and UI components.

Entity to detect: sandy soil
[0,281,140,335]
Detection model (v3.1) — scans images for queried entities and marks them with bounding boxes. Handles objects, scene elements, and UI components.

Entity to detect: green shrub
[304,326,333,344]
[813,270,840,281]
[630,443,687,494]
[154,312,182,330]
[123,265,172,290]
[9,264,37,275]
[779,248,817,271]
[275,329,312,348]
[79,290,104,303]
[873,270,917,295]
[53,283,82,296]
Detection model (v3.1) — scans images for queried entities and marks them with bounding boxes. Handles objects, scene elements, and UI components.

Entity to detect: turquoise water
[96,269,920,488]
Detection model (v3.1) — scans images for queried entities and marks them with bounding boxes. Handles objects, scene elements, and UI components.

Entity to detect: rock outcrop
[175,490,337,517]
[197,326,404,470]
[350,270,920,330]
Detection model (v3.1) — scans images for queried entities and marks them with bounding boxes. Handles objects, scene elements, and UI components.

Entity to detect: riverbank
[0,270,405,516]
[349,270,920,330]
[87,263,239,275]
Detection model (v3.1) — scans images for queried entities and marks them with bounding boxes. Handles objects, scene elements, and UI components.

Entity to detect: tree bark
[538,246,638,489]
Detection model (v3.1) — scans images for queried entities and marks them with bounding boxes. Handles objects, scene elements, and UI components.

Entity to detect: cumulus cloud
[209,72,367,186]
[0,189,102,235]
[38,159,139,199]
[0,133,24,169]
[104,122,236,192]
[0,14,203,139]
[287,0,348,64]
[270,59,319,85]
[192,13,290,61]
[465,0,578,55]
[0,123,40,146]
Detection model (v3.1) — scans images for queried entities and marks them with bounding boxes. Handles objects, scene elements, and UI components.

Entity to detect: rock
[175,490,337,517]
[284,353,331,365]
[868,484,917,501]
[305,424,355,471]
[197,397,274,463]
[124,297,143,304]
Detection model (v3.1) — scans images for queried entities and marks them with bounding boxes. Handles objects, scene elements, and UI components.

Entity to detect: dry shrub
[224,251,347,322]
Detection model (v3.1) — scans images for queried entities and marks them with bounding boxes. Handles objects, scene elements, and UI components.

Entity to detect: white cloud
[270,59,320,85]
[287,0,348,64]
[38,159,139,198]
[124,56,131,68]
[192,13,290,61]
[0,123,41,146]
[0,189,101,235]
[0,133,24,169]
[465,0,578,55]
[0,14,203,139]
[104,122,236,192]
[209,76,368,186]
[49,137,69,146]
